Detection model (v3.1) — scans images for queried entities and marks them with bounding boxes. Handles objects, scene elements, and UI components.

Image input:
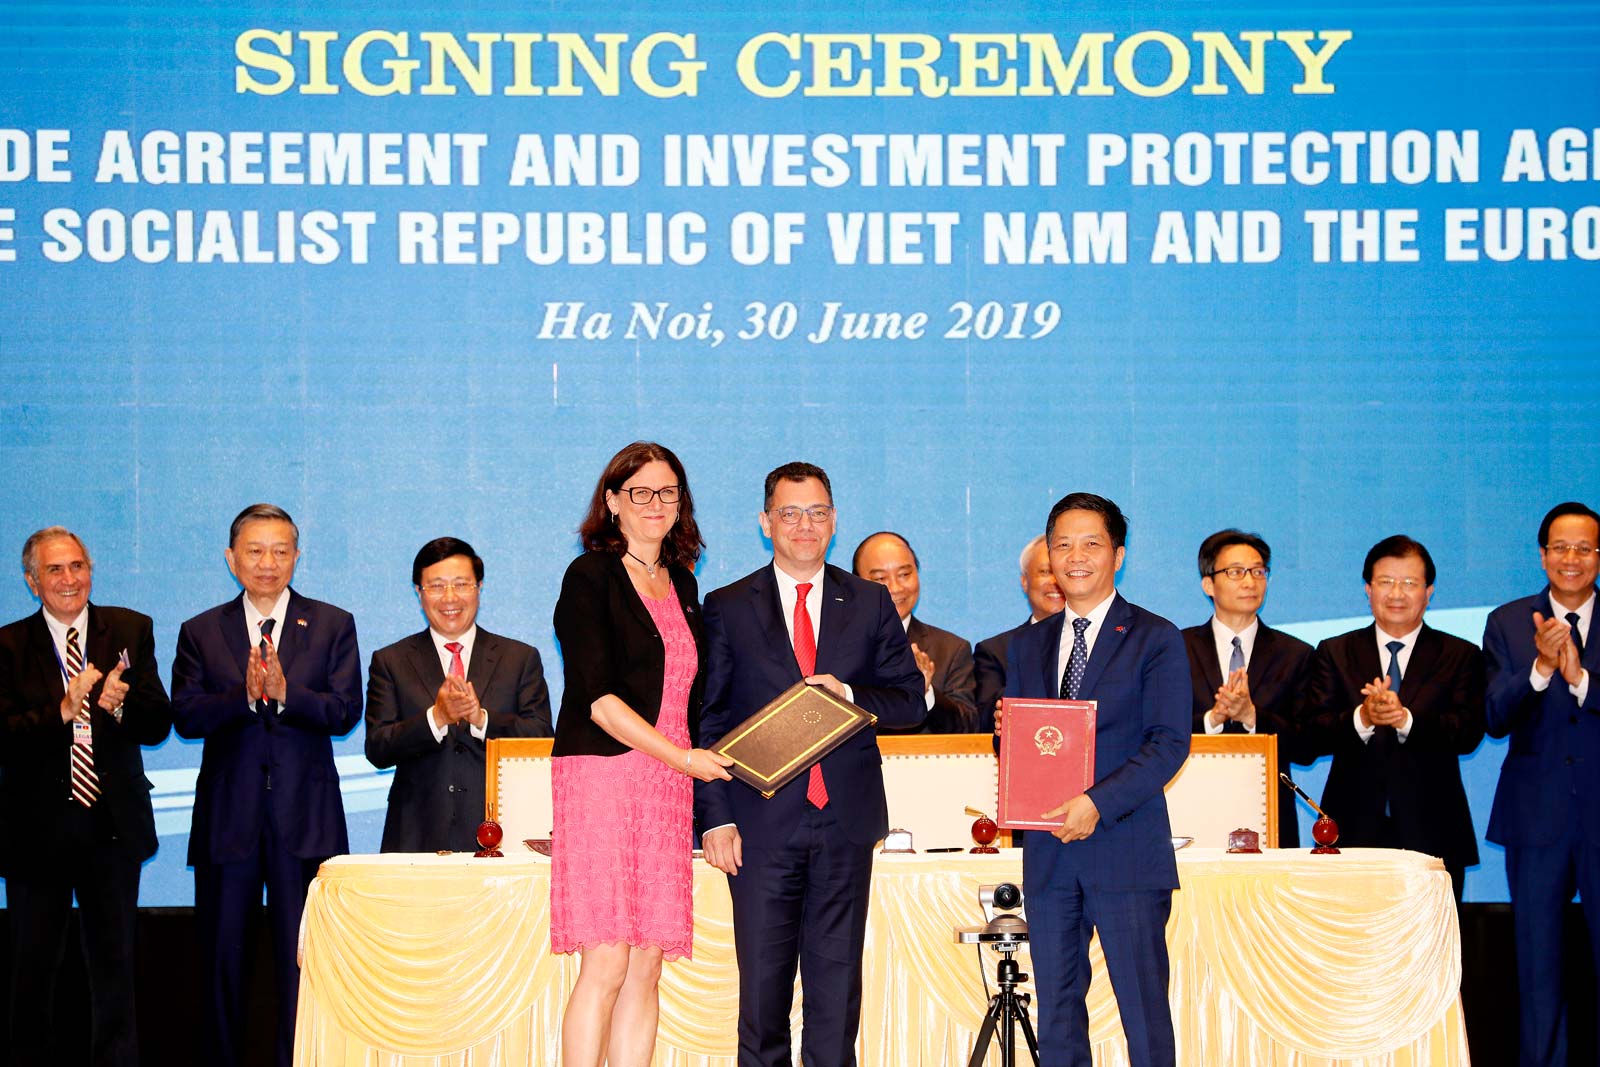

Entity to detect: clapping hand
[1359,676,1406,728]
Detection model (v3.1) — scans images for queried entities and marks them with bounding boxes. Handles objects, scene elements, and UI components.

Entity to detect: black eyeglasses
[619,486,680,505]
[1207,566,1269,581]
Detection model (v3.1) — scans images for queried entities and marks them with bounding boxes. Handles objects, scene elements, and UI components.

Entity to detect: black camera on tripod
[978,882,1026,926]
[954,883,1038,1066]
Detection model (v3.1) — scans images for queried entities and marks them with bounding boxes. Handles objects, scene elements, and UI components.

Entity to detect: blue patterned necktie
[1229,636,1245,676]
[1060,617,1091,700]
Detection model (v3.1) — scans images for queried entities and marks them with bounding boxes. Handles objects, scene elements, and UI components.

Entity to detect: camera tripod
[967,944,1040,1067]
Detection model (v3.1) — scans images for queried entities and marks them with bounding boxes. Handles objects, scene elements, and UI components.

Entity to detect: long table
[295,848,1467,1066]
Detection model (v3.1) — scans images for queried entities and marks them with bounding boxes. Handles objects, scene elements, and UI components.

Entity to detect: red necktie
[794,583,827,808]
[445,641,465,679]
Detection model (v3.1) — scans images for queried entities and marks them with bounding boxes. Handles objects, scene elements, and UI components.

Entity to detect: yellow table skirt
[295,848,1467,1066]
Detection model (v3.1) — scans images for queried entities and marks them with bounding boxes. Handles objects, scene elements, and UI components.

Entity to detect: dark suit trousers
[1504,818,1600,1067]
[194,816,322,1067]
[726,803,874,1067]
[1024,835,1175,1067]
[7,802,140,1067]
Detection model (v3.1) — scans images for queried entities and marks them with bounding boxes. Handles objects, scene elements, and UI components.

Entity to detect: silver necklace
[626,550,661,579]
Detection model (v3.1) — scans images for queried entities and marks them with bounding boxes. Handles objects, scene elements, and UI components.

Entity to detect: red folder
[997,698,1097,829]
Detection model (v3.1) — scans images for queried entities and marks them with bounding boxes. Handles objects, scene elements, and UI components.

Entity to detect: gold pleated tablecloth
[294,847,1466,1066]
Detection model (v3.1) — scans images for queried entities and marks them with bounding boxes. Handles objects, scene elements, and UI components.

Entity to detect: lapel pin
[1114,625,1126,633]
[296,618,308,627]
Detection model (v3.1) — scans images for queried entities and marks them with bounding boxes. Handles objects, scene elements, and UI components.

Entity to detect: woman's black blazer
[551,550,707,757]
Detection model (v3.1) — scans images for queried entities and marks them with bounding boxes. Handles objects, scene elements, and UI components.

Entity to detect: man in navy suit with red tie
[696,462,925,1067]
[1002,493,1190,1067]
[1483,501,1600,1066]
[172,503,362,1067]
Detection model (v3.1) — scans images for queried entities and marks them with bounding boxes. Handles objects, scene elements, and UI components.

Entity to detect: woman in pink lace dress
[550,441,734,1067]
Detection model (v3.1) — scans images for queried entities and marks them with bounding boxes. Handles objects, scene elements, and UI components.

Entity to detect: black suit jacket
[974,618,1033,734]
[694,563,925,846]
[0,605,173,875]
[1182,619,1313,848]
[552,551,706,758]
[365,626,552,852]
[173,589,363,866]
[880,615,976,733]
[1303,623,1486,869]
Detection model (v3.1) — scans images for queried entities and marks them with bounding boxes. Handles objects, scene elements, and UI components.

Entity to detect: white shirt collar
[1056,591,1117,677]
[1210,614,1260,674]
[430,625,479,673]
[243,588,291,646]
[1070,592,1117,631]
[41,606,91,675]
[1548,590,1596,641]
[772,562,825,646]
[772,561,825,596]
[1375,622,1423,649]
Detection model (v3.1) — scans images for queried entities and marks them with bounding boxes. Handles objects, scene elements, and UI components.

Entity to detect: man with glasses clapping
[1182,529,1314,847]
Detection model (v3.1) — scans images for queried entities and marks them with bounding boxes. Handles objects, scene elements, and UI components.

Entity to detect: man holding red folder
[1001,492,1190,1067]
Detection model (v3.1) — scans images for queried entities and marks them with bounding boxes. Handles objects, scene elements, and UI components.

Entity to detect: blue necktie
[1376,639,1405,816]
[1385,639,1404,694]
[1229,635,1245,676]
[1060,617,1090,700]
[1568,612,1585,658]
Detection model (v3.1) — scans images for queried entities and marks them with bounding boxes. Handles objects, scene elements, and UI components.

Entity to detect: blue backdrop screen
[2,1,1598,904]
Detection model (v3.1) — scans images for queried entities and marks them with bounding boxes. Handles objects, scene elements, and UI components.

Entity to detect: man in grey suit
[365,537,552,853]
[852,530,977,732]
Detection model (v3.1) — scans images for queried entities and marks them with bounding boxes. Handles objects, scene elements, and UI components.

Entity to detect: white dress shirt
[243,589,290,714]
[426,625,488,742]
[771,563,855,704]
[41,605,91,686]
[1204,615,1260,734]
[1353,623,1421,742]
[1529,590,1594,705]
[1054,592,1117,692]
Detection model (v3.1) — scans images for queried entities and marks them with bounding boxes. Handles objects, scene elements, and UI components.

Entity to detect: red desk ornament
[476,799,504,858]
[1227,827,1261,853]
[1280,772,1340,855]
[965,807,1000,854]
[475,819,504,858]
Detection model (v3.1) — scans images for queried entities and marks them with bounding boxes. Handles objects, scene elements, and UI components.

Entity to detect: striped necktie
[65,626,101,808]
[256,618,276,714]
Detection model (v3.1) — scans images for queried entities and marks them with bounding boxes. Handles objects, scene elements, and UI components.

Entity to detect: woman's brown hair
[578,441,704,567]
